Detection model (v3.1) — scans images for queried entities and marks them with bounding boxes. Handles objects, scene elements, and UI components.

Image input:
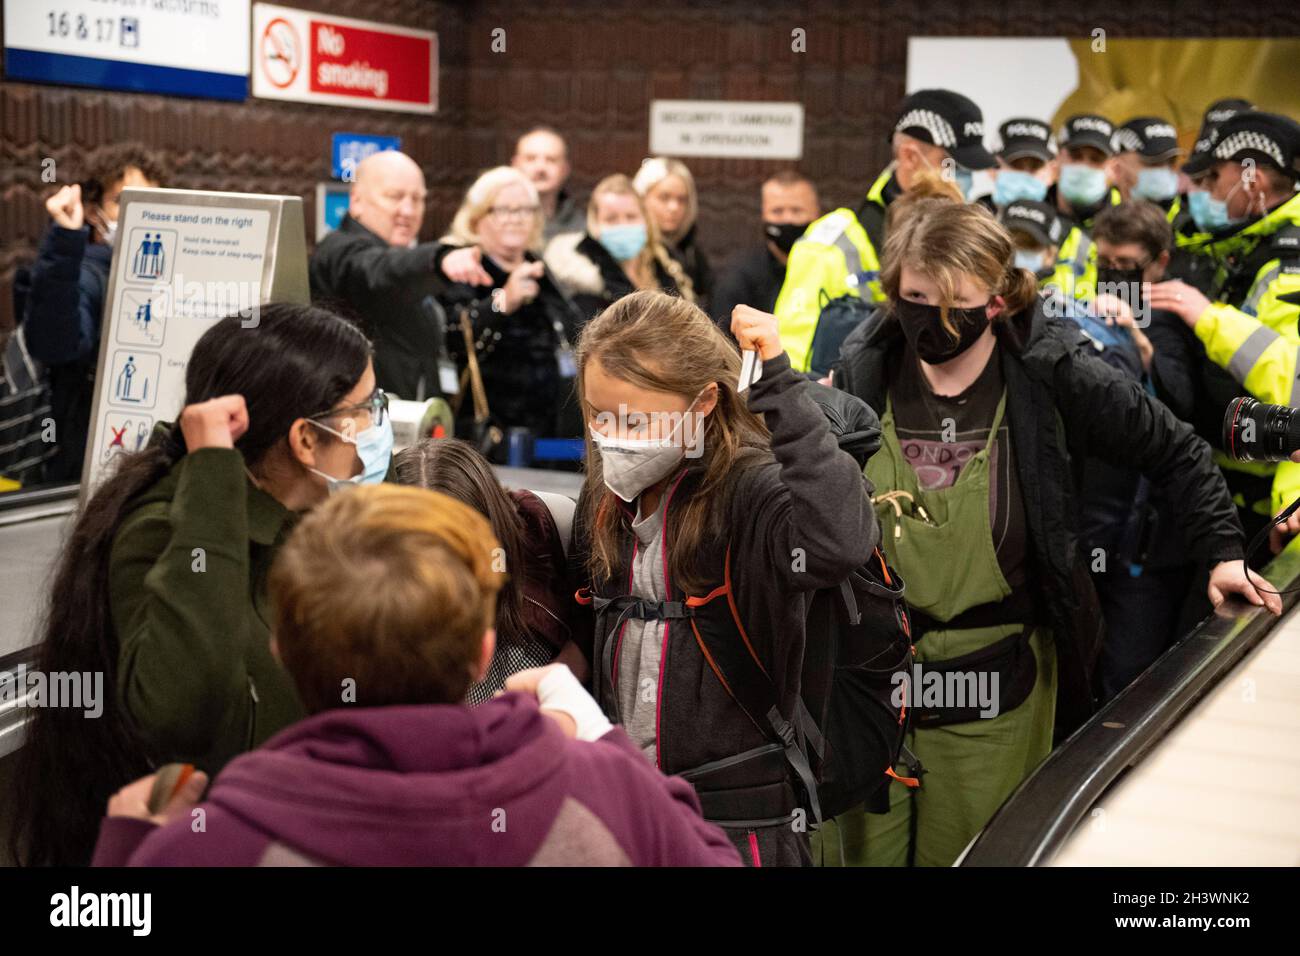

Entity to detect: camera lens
[1223,397,1300,462]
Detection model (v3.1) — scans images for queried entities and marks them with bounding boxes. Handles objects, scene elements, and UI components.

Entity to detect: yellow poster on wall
[1058,38,1300,148]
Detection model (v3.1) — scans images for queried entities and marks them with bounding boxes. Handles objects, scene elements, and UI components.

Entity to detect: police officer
[1149,111,1300,544]
[1171,98,1255,291]
[1113,117,1183,209]
[991,118,1057,208]
[999,199,1064,281]
[773,89,996,372]
[1043,114,1123,301]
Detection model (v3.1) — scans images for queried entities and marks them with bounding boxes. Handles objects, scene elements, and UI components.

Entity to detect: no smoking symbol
[261,17,301,89]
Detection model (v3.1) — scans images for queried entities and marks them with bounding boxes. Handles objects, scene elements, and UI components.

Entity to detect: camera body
[1223,397,1300,462]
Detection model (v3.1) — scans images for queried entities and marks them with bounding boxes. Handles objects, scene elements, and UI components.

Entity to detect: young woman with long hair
[571,289,878,866]
[11,303,389,865]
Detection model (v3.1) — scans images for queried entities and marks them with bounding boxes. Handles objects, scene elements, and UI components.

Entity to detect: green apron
[813,390,1057,867]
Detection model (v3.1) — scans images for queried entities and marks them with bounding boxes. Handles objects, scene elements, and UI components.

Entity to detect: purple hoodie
[92,693,741,867]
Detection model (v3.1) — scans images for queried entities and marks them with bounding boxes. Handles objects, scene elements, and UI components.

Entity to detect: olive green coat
[109,447,305,775]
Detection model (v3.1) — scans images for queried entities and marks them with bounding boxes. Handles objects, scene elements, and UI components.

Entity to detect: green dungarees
[815,391,1057,867]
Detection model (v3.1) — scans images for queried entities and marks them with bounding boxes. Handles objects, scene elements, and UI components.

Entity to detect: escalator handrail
[0,482,79,515]
[960,544,1300,866]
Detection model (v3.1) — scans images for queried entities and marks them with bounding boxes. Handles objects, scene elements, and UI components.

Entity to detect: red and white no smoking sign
[252,3,437,113]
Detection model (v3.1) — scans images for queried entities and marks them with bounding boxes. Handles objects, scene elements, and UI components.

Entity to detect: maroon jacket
[92,693,741,867]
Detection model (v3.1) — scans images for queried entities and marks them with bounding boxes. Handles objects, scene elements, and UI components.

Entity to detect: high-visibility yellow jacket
[1042,187,1122,301]
[1188,191,1300,515]
[774,168,894,372]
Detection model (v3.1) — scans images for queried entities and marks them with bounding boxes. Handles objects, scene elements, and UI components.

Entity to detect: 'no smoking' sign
[259,17,300,89]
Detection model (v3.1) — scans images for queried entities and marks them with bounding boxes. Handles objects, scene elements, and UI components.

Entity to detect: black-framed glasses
[307,388,388,429]
[1097,255,1154,273]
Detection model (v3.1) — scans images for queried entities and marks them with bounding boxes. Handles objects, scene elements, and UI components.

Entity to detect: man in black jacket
[309,150,491,400]
[712,171,821,336]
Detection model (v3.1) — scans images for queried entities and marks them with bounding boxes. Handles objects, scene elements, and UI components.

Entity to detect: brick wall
[0,0,1288,332]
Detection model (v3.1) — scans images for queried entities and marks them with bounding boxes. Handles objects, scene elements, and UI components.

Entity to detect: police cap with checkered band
[1115,117,1182,162]
[893,89,996,170]
[1184,98,1254,175]
[1208,111,1300,178]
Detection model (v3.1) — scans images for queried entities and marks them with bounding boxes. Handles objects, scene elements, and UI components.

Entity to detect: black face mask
[893,297,991,364]
[1095,266,1147,309]
[764,221,810,255]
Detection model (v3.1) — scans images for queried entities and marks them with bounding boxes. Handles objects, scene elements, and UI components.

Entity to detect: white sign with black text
[649,100,804,160]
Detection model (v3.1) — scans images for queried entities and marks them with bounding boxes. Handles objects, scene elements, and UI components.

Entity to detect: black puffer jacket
[834,297,1245,736]
[667,223,713,311]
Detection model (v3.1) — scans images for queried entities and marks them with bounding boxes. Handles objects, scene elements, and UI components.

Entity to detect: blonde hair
[575,290,768,590]
[632,156,700,242]
[270,484,505,712]
[884,166,965,233]
[588,174,696,304]
[881,199,1040,337]
[443,165,543,252]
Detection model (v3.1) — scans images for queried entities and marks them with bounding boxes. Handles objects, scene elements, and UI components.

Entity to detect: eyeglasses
[487,205,540,223]
[1097,256,1154,272]
[307,388,389,431]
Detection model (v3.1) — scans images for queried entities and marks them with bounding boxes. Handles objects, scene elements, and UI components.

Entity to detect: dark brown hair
[79,143,170,205]
[1092,200,1174,260]
[393,438,528,646]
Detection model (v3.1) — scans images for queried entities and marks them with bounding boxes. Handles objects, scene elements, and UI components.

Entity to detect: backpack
[683,385,919,824]
[808,290,876,378]
[1048,289,1143,380]
[804,199,888,379]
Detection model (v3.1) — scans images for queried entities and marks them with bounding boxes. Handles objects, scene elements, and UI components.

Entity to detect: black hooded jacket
[834,297,1245,735]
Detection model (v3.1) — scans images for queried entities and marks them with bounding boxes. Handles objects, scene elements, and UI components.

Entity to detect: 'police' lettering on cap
[1116,117,1181,161]
[997,118,1056,162]
[892,89,997,170]
[1058,114,1117,156]
[1000,199,1063,246]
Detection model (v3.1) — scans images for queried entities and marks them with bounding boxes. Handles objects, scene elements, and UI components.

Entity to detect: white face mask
[589,392,706,502]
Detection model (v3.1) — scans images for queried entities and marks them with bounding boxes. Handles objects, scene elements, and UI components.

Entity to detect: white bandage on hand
[536,665,614,742]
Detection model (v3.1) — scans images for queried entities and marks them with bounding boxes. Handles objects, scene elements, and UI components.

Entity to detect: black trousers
[1092,565,1197,703]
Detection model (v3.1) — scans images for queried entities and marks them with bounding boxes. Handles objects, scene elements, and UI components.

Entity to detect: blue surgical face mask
[1059,163,1109,208]
[1189,187,1246,233]
[1133,167,1179,202]
[598,223,648,262]
[307,416,394,493]
[1014,248,1050,274]
[994,170,1049,207]
[952,166,974,201]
